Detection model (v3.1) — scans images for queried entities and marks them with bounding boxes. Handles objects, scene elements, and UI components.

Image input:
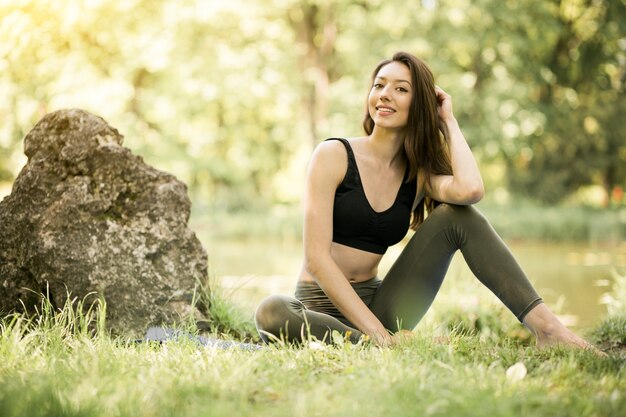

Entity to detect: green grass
[1,291,624,417]
[590,315,626,352]
[194,275,258,340]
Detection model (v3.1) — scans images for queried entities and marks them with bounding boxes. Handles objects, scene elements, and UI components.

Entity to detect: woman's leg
[522,303,597,350]
[254,294,363,344]
[370,203,542,331]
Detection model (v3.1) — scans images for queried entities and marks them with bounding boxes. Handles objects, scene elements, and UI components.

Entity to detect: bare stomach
[298,242,383,284]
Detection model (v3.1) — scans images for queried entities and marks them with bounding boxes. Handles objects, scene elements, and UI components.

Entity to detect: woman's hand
[435,85,455,125]
[425,85,485,205]
[392,329,416,345]
[368,329,415,347]
[366,327,394,347]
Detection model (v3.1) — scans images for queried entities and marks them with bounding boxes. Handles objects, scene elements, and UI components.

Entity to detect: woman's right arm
[302,141,392,346]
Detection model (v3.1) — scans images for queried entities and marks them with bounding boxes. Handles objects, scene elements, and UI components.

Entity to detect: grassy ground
[1,289,624,417]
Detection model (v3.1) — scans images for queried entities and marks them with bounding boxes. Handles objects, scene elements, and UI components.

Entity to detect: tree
[1,0,623,209]
[0,0,302,209]
[502,0,626,204]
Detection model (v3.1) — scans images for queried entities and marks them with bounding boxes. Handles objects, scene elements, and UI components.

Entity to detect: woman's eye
[373,83,383,89]
[397,87,408,93]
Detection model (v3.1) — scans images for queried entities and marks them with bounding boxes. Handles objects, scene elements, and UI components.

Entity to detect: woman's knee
[430,203,488,227]
[254,294,303,341]
[255,294,292,329]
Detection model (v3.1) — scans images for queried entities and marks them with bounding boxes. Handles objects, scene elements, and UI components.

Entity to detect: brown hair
[362,51,452,230]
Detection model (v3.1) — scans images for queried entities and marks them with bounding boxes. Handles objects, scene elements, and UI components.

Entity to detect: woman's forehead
[375,61,412,84]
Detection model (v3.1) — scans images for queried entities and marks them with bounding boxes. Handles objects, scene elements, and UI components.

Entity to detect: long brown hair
[362,51,452,230]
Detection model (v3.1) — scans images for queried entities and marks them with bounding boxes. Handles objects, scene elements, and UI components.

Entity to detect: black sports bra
[328,138,417,254]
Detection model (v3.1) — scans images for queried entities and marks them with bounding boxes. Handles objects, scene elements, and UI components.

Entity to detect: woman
[255,51,594,349]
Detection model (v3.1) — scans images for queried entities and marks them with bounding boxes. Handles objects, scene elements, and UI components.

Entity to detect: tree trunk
[288,2,337,150]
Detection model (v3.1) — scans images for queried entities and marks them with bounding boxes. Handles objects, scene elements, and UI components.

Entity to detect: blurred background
[1,0,625,330]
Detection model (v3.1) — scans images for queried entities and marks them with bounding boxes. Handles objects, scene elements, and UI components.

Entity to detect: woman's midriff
[298,242,383,284]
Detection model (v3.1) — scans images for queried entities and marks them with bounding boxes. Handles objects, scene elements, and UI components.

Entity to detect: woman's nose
[380,86,391,100]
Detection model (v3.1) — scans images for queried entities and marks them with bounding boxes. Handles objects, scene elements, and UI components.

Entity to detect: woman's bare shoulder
[311,139,348,165]
[308,139,351,184]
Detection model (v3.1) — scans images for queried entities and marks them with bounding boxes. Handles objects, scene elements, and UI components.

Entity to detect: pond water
[199,234,625,331]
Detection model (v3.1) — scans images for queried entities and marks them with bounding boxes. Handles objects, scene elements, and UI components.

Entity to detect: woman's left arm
[425,86,484,205]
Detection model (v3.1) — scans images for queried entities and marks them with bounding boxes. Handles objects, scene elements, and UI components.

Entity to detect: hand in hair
[435,85,455,126]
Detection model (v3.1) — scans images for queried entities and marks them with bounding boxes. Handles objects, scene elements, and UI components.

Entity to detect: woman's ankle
[522,303,589,349]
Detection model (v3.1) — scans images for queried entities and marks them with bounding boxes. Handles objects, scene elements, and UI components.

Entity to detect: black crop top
[328,138,417,254]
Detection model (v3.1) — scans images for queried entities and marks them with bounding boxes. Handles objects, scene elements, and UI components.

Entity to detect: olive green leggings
[254,204,542,344]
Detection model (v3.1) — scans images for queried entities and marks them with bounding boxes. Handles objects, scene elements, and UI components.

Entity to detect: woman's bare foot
[523,303,606,355]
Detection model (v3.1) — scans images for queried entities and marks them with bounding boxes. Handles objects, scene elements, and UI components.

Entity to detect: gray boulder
[0,109,209,337]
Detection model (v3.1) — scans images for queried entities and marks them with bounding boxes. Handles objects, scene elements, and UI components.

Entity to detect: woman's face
[368,61,413,132]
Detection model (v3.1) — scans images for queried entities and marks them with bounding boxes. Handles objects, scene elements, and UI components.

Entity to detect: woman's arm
[302,141,392,346]
[425,86,484,205]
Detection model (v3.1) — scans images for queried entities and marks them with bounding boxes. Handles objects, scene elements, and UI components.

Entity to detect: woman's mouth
[376,106,396,115]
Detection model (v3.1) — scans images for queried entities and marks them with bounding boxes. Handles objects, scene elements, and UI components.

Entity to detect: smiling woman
[254,51,602,354]
[368,62,413,130]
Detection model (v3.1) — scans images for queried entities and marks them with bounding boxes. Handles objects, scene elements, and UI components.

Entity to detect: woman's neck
[367,127,406,167]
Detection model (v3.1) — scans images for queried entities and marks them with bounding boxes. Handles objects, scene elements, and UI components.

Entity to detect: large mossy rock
[0,109,209,337]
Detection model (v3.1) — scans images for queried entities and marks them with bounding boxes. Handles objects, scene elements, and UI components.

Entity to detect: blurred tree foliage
[0,0,624,210]
[499,0,626,204]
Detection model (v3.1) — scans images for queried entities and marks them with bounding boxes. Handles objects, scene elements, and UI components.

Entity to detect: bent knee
[254,294,303,334]
[432,203,487,225]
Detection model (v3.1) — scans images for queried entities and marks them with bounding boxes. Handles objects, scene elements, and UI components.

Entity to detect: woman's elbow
[471,182,485,203]
[460,182,484,205]
[304,259,316,276]
[304,253,325,277]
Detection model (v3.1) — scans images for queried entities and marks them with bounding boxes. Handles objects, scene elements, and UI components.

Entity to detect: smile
[376,106,395,113]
